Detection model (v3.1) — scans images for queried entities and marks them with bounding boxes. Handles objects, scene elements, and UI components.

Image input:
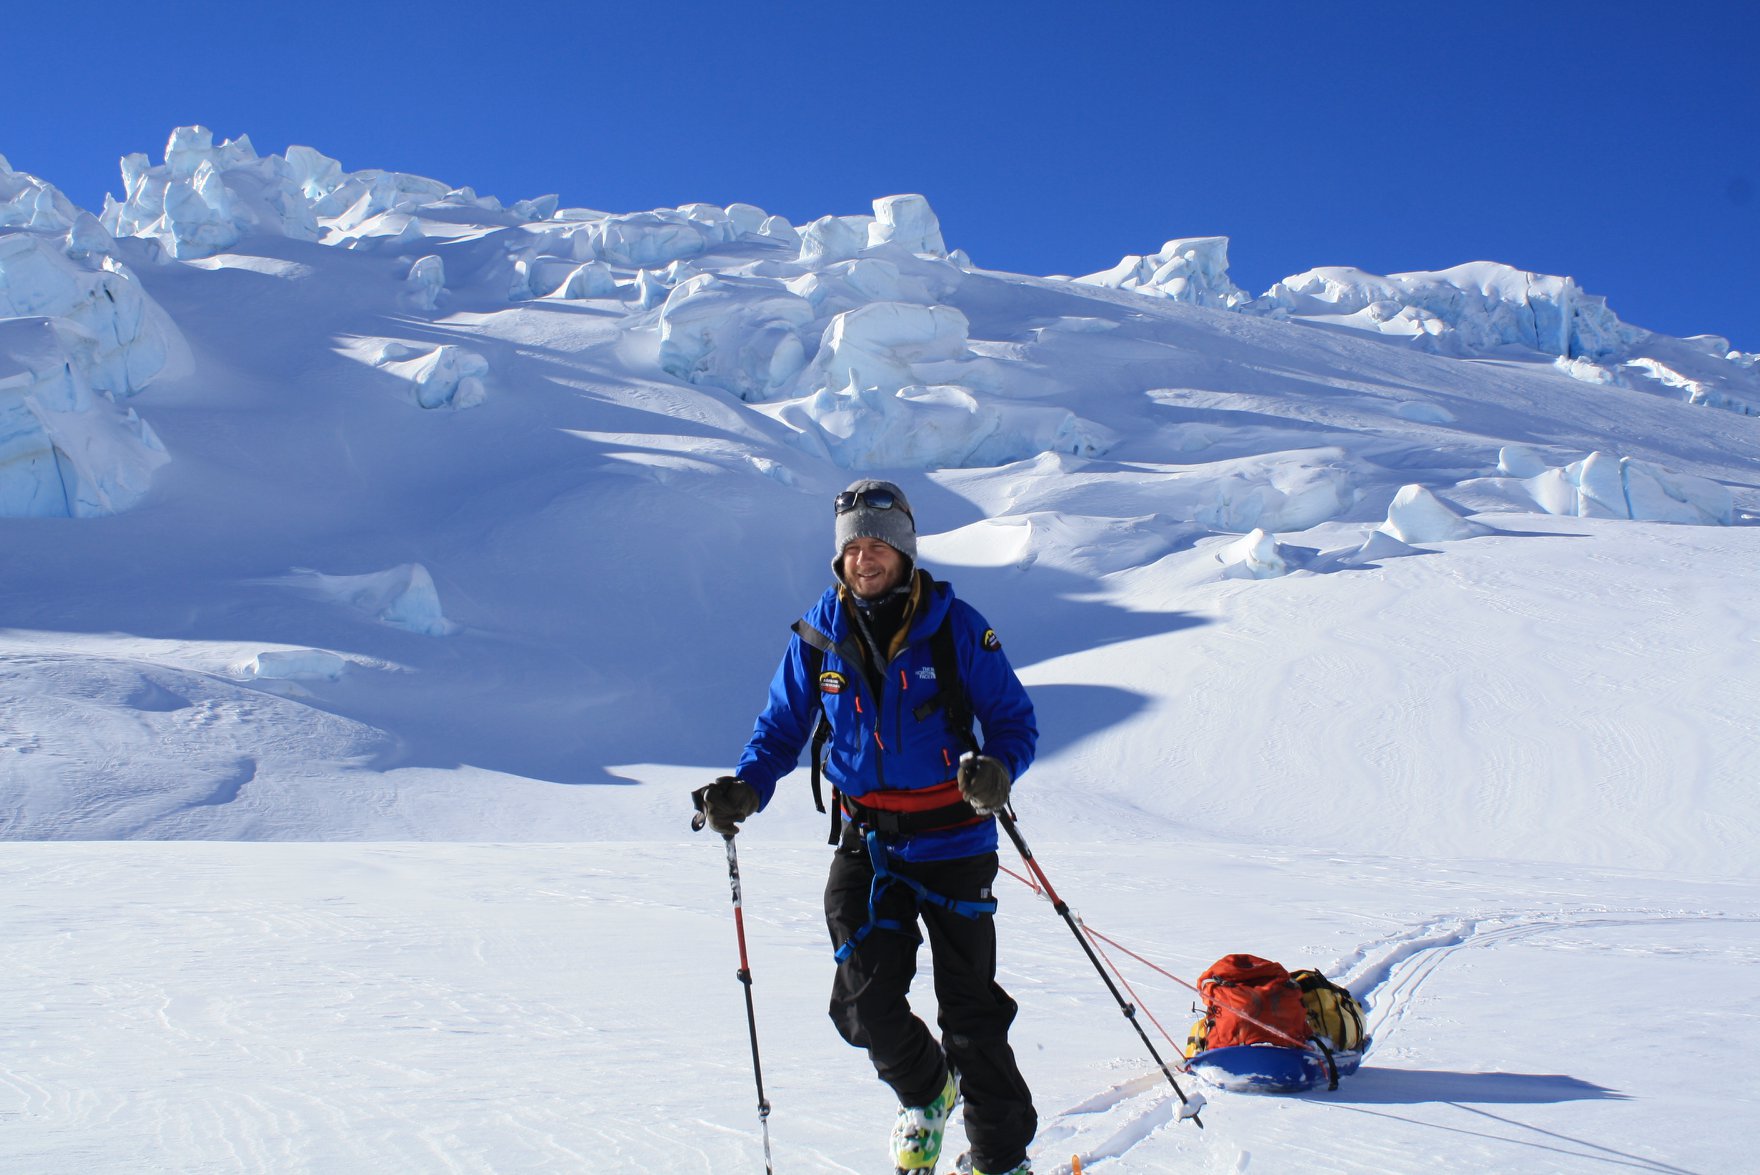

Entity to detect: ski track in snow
[1036,906,1743,1174]
[1,844,1752,1174]
[1336,907,1754,1051]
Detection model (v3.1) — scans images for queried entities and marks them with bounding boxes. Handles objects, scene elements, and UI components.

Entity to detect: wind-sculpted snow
[0,230,181,516]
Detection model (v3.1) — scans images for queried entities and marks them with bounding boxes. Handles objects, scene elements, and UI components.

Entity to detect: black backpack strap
[914,607,978,755]
[1314,1036,1340,1090]
[794,598,980,845]
[792,619,841,844]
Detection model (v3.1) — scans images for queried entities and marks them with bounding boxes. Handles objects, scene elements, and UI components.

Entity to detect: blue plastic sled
[1187,1044,1366,1093]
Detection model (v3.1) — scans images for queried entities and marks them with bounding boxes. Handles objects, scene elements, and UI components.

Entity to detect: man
[695,478,1038,1175]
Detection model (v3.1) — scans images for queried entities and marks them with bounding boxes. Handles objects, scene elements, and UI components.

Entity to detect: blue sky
[8,1,1755,345]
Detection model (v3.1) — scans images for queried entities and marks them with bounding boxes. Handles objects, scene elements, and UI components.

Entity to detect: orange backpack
[1194,954,1313,1051]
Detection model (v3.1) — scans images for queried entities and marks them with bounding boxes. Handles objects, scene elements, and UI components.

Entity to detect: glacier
[2,124,1758,1175]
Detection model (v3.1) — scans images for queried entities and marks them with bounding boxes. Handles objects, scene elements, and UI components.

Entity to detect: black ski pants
[824,828,1036,1172]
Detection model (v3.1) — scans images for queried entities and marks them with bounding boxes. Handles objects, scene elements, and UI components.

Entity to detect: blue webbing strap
[834,829,998,963]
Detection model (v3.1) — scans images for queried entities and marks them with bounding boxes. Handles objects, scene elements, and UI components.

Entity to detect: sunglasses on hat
[834,488,911,518]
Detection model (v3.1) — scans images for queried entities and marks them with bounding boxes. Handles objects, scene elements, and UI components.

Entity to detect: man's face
[842,537,907,599]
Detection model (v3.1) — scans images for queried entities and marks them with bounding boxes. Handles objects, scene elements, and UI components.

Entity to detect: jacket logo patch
[982,628,1002,652]
[915,667,937,680]
[819,671,848,695]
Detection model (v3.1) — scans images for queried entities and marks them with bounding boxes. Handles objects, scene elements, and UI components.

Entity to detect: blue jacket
[737,575,1037,861]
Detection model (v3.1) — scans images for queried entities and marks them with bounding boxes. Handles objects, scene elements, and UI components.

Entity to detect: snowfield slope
[2,133,1758,1173]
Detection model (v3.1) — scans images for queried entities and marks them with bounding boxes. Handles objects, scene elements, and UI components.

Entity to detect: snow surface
[3,126,1759,1173]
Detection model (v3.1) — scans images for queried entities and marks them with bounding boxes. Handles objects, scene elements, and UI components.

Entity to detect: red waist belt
[841,779,986,835]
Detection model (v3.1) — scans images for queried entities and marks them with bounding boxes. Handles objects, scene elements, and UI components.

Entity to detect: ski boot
[892,1070,959,1172]
[954,1154,1032,1175]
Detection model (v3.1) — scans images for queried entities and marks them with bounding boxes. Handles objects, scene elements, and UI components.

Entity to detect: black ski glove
[956,753,1011,815]
[693,775,759,835]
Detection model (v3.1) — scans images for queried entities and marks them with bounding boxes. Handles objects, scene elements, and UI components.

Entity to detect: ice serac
[288,564,457,635]
[588,211,713,269]
[1075,236,1249,308]
[101,127,554,259]
[547,261,617,300]
[404,256,444,310]
[0,230,182,517]
[1523,452,1733,525]
[1252,262,1641,361]
[867,194,946,256]
[1497,445,1551,478]
[0,316,169,517]
[759,301,1047,466]
[804,302,973,395]
[1616,338,1760,417]
[0,232,177,398]
[1219,528,1294,579]
[246,649,349,682]
[763,380,1112,471]
[2,159,94,235]
[1377,484,1491,543]
[103,127,318,258]
[657,274,814,401]
[1189,449,1359,533]
[373,343,488,410]
[784,255,959,319]
[796,215,872,267]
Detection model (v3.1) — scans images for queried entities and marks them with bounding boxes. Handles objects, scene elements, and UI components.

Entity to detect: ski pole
[997,809,1205,1128]
[694,808,775,1173]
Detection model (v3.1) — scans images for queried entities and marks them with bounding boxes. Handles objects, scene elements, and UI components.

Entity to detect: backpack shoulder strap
[924,606,977,755]
[791,619,840,843]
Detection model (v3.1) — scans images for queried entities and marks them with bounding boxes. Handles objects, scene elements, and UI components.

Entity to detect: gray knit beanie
[832,478,917,570]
